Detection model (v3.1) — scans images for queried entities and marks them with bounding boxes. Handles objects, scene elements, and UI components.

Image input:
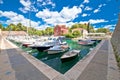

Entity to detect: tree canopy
[96,28,110,33]
[0,22,111,38]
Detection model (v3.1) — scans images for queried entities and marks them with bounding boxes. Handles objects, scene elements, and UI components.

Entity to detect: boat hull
[37,46,53,52]
[78,41,95,46]
[48,48,69,54]
[61,50,80,62]
[48,50,63,54]
[22,43,32,47]
[61,54,78,62]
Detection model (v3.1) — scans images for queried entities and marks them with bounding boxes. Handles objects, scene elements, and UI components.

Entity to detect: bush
[64,33,75,38]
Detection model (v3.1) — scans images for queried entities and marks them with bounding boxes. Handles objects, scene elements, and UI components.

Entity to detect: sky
[0,0,120,31]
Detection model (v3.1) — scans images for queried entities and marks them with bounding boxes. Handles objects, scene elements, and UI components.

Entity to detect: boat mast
[27,4,31,36]
[28,10,31,35]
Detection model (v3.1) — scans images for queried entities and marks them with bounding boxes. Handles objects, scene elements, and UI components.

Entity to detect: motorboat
[47,45,69,54]
[78,39,95,46]
[60,50,80,62]
[22,41,35,47]
[28,41,54,52]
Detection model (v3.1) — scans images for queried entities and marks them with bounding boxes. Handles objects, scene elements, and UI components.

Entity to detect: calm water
[11,39,100,74]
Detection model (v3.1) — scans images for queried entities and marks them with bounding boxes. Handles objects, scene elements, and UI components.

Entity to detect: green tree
[71,24,79,29]
[16,23,23,31]
[6,24,16,31]
[64,33,74,38]
[70,23,95,33]
[45,27,54,35]
[35,30,42,36]
[72,30,81,38]
[0,24,5,30]
[96,28,110,33]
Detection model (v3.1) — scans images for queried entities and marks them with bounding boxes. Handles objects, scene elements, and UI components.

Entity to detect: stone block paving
[76,40,119,80]
[0,34,119,80]
[0,36,49,80]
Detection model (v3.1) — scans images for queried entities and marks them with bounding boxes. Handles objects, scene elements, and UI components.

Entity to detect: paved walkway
[0,36,49,80]
[0,35,119,80]
[77,40,109,80]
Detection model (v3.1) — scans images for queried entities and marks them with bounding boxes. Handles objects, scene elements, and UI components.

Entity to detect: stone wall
[111,15,120,55]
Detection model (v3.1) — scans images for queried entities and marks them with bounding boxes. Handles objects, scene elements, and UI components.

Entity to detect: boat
[47,45,69,54]
[28,41,54,52]
[22,41,35,47]
[78,39,95,46]
[60,50,80,62]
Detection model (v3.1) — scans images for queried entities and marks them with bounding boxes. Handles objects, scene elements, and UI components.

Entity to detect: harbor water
[11,39,100,74]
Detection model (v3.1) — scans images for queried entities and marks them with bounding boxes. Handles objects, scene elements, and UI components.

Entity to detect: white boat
[47,45,69,54]
[78,39,95,46]
[61,50,80,62]
[28,41,54,52]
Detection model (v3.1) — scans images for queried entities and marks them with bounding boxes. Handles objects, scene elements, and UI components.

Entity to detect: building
[72,28,88,38]
[2,31,27,37]
[54,25,68,36]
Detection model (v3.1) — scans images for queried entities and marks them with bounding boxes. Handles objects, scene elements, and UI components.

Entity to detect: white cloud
[0,0,3,4]
[20,0,31,7]
[98,4,106,8]
[89,19,108,24]
[93,4,106,13]
[37,0,56,8]
[19,0,38,13]
[0,10,40,28]
[93,8,100,13]
[103,24,116,30]
[0,11,17,18]
[83,0,89,3]
[79,4,84,8]
[36,6,82,25]
[79,19,108,24]
[79,21,88,24]
[82,13,88,17]
[85,6,92,11]
[37,0,43,2]
[98,4,102,8]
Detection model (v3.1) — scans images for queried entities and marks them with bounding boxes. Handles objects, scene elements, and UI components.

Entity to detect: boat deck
[0,34,119,80]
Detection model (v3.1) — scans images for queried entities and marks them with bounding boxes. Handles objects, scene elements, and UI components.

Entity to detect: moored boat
[78,39,95,46]
[60,50,80,62]
[47,45,69,54]
[22,42,34,47]
[28,42,54,52]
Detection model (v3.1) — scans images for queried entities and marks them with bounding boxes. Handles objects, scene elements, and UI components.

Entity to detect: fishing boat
[60,50,80,62]
[47,45,69,54]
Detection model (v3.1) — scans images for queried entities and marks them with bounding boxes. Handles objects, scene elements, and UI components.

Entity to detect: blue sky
[0,0,120,30]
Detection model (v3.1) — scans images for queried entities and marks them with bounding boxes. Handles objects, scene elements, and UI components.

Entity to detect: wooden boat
[60,50,80,62]
[47,45,69,54]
